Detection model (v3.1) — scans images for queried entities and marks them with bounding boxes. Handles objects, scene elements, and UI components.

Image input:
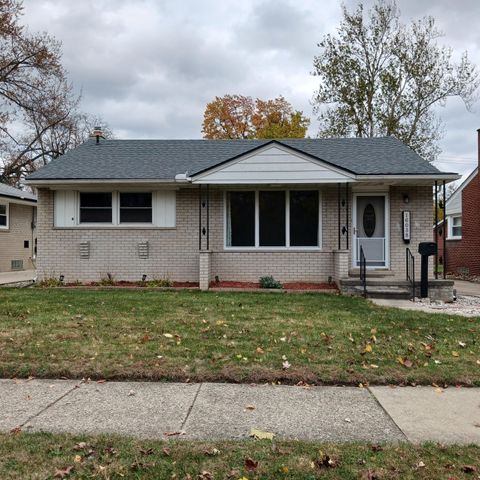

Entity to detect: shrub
[145,278,173,288]
[38,277,63,288]
[99,273,115,286]
[259,275,282,289]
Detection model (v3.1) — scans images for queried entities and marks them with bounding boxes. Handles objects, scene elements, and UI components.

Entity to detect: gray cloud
[22,0,480,178]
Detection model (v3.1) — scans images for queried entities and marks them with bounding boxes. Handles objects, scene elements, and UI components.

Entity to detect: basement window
[0,203,7,228]
[225,190,321,249]
[79,192,112,223]
[119,192,152,223]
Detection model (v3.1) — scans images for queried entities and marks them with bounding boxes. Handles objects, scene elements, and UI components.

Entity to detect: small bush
[145,278,173,288]
[99,273,115,286]
[259,275,282,289]
[38,277,64,288]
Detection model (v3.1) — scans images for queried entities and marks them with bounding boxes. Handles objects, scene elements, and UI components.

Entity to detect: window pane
[227,191,255,246]
[452,226,462,237]
[120,192,152,208]
[120,208,152,223]
[0,205,6,215]
[290,191,319,246]
[80,208,112,223]
[0,215,6,226]
[452,216,462,226]
[259,191,285,247]
[80,192,112,207]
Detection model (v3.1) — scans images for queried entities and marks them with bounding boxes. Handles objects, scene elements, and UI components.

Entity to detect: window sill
[223,247,323,252]
[447,236,462,241]
[53,225,176,230]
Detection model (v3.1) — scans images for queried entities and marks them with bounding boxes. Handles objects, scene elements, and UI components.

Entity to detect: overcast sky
[22,0,480,179]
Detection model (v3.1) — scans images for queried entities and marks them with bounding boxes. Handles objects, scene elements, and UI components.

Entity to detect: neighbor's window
[120,192,152,223]
[0,204,7,228]
[226,190,320,248]
[79,192,112,223]
[450,215,462,238]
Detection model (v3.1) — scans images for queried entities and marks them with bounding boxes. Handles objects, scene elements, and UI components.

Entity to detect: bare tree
[312,1,479,162]
[0,1,111,186]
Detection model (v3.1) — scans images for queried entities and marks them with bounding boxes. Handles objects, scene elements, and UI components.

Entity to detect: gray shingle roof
[26,136,451,181]
[0,183,37,202]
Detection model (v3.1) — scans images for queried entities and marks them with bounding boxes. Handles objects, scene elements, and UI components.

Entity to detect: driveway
[454,279,480,297]
[0,269,36,285]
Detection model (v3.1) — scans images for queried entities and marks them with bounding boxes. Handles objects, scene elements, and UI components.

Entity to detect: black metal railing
[359,246,367,297]
[406,247,415,302]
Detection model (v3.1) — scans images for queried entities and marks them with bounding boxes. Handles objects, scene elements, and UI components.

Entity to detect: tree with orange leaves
[202,94,310,139]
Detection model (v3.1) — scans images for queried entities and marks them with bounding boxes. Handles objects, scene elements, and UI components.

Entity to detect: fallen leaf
[461,465,477,473]
[198,471,213,480]
[282,360,291,370]
[344,418,352,423]
[163,333,173,338]
[141,334,151,343]
[417,461,426,468]
[363,343,373,353]
[245,457,259,471]
[204,448,221,456]
[54,466,73,478]
[452,351,460,357]
[281,465,289,473]
[244,405,255,411]
[162,447,171,456]
[250,428,274,440]
[315,452,337,469]
[458,341,466,348]
[163,430,185,437]
[140,448,154,455]
[371,444,383,452]
[127,389,136,396]
[73,455,82,463]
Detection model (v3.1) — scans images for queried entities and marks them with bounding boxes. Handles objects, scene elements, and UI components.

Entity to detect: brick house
[436,132,480,276]
[26,136,458,298]
[0,183,37,272]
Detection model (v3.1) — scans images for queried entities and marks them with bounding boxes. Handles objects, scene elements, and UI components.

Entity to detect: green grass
[0,432,479,479]
[0,288,479,385]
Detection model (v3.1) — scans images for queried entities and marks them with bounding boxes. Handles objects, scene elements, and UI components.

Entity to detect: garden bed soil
[209,280,338,291]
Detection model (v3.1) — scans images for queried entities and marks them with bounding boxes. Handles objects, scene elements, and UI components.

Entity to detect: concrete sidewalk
[1,379,479,444]
[0,269,35,285]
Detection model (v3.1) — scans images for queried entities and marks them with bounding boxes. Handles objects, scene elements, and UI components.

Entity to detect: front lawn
[0,289,479,385]
[1,432,479,480]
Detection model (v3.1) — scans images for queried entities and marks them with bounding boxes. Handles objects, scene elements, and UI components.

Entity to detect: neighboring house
[435,133,480,276]
[26,135,458,299]
[0,183,37,272]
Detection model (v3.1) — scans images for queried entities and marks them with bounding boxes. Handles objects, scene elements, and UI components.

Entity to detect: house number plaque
[402,211,411,243]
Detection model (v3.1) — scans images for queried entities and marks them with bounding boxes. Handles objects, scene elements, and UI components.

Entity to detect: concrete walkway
[1,379,479,444]
[0,269,35,285]
[454,279,480,297]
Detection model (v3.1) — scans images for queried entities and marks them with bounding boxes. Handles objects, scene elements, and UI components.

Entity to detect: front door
[353,194,388,268]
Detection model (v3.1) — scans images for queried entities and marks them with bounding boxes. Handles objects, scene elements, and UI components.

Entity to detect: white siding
[54,190,77,227]
[153,190,176,227]
[194,145,352,184]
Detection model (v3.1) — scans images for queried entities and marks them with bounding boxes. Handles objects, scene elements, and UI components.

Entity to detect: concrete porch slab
[370,386,480,444]
[182,383,405,442]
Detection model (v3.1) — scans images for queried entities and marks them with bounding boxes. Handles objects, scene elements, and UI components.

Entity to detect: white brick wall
[36,185,434,283]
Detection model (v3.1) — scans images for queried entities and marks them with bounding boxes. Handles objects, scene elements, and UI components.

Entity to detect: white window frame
[78,191,154,227]
[224,188,322,251]
[448,215,462,240]
[0,201,8,229]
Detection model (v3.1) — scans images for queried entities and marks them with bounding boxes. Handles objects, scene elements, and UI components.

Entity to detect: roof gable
[192,142,354,184]
[446,167,478,215]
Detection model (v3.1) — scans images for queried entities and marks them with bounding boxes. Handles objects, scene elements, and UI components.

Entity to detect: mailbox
[418,242,437,256]
[418,242,438,298]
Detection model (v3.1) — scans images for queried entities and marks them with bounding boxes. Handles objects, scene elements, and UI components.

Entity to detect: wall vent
[80,241,90,259]
[11,260,23,271]
[138,241,149,259]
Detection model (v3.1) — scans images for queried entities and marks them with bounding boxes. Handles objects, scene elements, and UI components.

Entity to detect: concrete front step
[348,268,396,278]
[353,285,412,300]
